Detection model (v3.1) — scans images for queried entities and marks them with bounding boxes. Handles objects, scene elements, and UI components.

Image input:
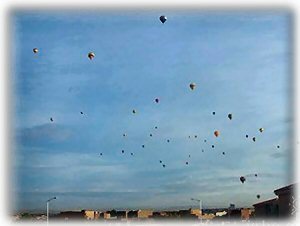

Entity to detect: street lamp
[191,198,202,223]
[46,197,56,225]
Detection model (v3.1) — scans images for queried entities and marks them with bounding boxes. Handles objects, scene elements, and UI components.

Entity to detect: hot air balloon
[123,133,127,137]
[132,109,136,114]
[212,112,216,115]
[155,126,158,129]
[155,98,159,103]
[259,128,264,133]
[131,153,134,156]
[240,176,246,184]
[167,139,170,143]
[228,113,232,120]
[162,164,166,168]
[188,155,191,158]
[142,145,145,148]
[100,153,103,156]
[33,48,38,54]
[212,145,215,148]
[246,134,249,138]
[255,174,258,177]
[88,52,95,60]
[159,160,162,163]
[194,135,198,138]
[150,134,153,137]
[214,130,220,137]
[189,83,196,90]
[277,145,280,149]
[204,139,207,143]
[50,118,53,122]
[222,152,225,155]
[80,112,83,115]
[188,136,191,139]
[257,195,260,199]
[186,162,189,165]
[252,137,256,142]
[122,150,125,154]
[159,15,167,23]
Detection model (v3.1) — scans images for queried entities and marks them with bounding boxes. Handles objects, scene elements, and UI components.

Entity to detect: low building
[138,210,153,218]
[84,210,100,220]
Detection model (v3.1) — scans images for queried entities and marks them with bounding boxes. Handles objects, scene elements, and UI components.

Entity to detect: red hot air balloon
[214,130,220,137]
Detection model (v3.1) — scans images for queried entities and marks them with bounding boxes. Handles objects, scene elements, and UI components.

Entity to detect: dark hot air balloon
[228,113,233,120]
[189,83,196,90]
[240,176,246,183]
[33,48,38,53]
[88,52,95,60]
[159,15,167,23]
[257,195,261,199]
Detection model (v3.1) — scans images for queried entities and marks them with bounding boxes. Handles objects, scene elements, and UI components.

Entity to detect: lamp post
[191,198,202,223]
[46,197,56,225]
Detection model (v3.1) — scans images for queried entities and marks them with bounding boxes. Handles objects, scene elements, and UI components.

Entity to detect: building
[253,184,296,219]
[55,210,85,220]
[274,184,295,217]
[138,210,153,218]
[84,210,100,220]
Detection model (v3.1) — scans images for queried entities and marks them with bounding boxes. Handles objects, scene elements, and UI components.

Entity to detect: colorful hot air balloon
[240,176,246,184]
[259,128,264,133]
[88,52,95,60]
[159,15,167,23]
[33,48,38,54]
[189,83,196,90]
[214,130,220,137]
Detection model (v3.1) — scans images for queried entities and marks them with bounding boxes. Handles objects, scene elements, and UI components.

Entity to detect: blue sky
[12,10,293,212]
